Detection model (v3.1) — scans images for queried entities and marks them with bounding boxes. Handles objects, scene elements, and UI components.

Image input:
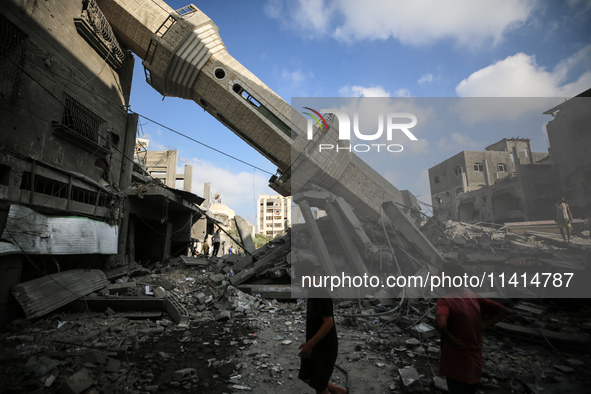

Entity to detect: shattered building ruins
[429,90,591,225]
[0,1,203,327]
[0,1,591,393]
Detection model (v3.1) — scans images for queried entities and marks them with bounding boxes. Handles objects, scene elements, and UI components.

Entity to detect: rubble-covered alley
[1,221,591,393]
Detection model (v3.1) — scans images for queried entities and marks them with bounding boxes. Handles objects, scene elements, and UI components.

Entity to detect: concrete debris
[0,219,590,393]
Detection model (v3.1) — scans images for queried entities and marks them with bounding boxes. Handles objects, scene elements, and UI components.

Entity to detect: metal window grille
[82,0,125,63]
[61,93,105,145]
[0,14,27,103]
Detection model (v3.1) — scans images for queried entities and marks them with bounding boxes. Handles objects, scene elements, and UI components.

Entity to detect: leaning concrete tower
[97,0,420,222]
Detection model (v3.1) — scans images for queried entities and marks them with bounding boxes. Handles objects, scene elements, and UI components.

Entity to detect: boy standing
[298,297,348,394]
[435,263,507,394]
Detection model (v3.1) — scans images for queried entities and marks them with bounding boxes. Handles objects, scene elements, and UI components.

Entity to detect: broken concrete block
[410,323,436,340]
[173,368,197,382]
[45,371,59,387]
[210,273,225,286]
[398,366,422,392]
[405,338,421,347]
[215,310,232,321]
[106,282,136,296]
[432,376,447,392]
[195,293,206,304]
[347,352,362,361]
[224,254,240,263]
[164,297,190,326]
[58,368,94,394]
[160,277,174,290]
[153,286,167,298]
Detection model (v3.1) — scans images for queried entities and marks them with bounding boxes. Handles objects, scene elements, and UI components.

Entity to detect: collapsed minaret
[97,0,420,222]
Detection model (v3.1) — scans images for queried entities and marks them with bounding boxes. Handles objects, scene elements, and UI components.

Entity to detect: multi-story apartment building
[257,194,292,238]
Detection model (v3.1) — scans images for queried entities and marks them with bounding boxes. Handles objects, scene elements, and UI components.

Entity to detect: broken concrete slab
[210,273,226,286]
[382,201,446,267]
[234,216,256,255]
[11,269,109,319]
[398,366,422,392]
[180,256,210,267]
[58,368,94,394]
[410,323,437,340]
[237,284,293,299]
[228,243,291,287]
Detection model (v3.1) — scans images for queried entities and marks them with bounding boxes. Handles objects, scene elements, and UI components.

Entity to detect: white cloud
[418,74,435,85]
[266,0,534,47]
[186,158,275,225]
[339,85,391,97]
[456,46,591,97]
[264,0,333,39]
[437,132,482,151]
[282,69,307,86]
[394,88,412,97]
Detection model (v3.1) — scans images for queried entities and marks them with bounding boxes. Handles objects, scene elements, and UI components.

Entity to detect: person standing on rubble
[201,240,210,256]
[435,262,507,394]
[212,229,221,256]
[555,197,574,242]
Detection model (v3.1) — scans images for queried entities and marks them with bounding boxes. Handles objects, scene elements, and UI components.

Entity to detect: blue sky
[129,0,591,225]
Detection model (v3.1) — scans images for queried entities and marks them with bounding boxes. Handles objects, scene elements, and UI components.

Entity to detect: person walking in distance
[555,197,574,242]
[212,229,221,257]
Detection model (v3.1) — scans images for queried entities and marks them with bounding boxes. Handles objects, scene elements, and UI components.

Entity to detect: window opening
[61,93,106,146]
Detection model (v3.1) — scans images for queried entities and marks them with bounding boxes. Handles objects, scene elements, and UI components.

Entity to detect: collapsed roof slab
[11,269,109,319]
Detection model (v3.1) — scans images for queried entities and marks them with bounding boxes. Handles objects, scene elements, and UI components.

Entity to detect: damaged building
[0,1,590,393]
[429,138,560,224]
[544,89,591,219]
[0,1,204,327]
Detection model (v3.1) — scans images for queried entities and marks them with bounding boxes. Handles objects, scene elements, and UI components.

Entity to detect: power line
[133,112,275,176]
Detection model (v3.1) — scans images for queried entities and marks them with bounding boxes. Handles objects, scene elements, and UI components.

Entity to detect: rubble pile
[1,218,591,392]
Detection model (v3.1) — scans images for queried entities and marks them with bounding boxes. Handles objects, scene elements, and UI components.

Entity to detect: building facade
[544,90,591,218]
[257,194,292,238]
[0,0,137,326]
[428,138,558,223]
